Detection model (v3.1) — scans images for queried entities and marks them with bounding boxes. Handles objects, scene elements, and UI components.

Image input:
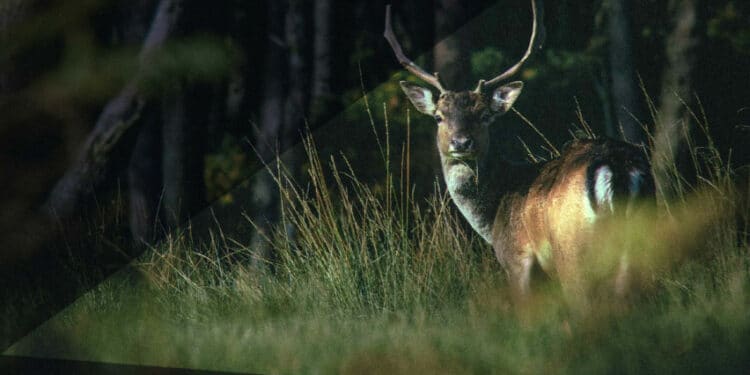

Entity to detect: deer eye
[434,115,443,123]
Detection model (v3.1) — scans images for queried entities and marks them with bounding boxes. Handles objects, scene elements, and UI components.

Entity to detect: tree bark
[249,0,313,265]
[607,0,644,144]
[43,82,145,218]
[249,0,288,263]
[161,88,208,229]
[128,108,162,243]
[124,0,163,244]
[43,0,183,220]
[310,0,333,123]
[282,0,310,151]
[652,0,697,198]
[280,0,312,250]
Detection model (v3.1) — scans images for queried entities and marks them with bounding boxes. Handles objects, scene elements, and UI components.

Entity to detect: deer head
[384,0,542,164]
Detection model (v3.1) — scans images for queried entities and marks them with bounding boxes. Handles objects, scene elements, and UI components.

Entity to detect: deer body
[385,0,655,299]
[442,134,652,297]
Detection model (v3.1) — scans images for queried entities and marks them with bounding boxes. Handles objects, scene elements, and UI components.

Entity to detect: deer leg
[555,250,591,312]
[503,251,536,303]
[614,253,631,298]
[614,250,649,304]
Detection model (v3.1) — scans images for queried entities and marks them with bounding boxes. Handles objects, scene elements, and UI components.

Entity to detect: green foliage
[470,47,507,79]
[203,134,253,204]
[39,35,236,104]
[48,33,138,102]
[708,2,750,55]
[343,70,432,129]
[139,36,237,95]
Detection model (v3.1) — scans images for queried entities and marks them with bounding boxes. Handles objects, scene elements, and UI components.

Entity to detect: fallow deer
[384,0,655,301]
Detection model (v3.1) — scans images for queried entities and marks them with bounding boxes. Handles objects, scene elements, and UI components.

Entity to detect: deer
[384,0,655,303]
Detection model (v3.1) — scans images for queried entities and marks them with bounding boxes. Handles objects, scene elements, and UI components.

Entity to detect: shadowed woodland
[1,0,749,370]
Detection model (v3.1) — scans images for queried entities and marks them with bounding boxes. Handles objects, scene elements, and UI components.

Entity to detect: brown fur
[401,82,654,303]
[492,139,654,300]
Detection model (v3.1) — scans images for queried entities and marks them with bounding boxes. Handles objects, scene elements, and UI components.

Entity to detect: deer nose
[449,137,474,153]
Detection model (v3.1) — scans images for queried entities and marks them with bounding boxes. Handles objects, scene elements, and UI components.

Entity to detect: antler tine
[475,0,544,93]
[384,5,446,93]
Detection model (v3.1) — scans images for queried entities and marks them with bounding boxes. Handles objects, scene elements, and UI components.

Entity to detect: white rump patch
[594,166,614,211]
[583,193,597,224]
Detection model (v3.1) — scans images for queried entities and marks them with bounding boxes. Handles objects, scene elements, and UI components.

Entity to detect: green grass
[6,102,750,374]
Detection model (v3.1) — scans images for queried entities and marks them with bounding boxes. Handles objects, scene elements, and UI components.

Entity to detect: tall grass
[139,108,499,319]
[6,98,750,374]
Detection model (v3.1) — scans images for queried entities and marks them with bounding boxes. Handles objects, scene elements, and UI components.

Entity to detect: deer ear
[399,81,436,115]
[490,81,524,113]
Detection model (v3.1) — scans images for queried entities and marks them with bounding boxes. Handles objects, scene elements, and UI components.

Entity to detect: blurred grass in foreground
[5,99,750,374]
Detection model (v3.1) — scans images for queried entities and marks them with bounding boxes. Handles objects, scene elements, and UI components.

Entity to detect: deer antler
[384,5,446,93]
[475,0,544,93]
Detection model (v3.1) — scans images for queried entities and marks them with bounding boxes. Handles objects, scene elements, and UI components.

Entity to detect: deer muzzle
[448,137,475,158]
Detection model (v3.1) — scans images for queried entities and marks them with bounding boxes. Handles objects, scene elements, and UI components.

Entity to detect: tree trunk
[310,0,333,123]
[249,0,313,265]
[607,0,644,144]
[128,108,162,243]
[652,0,697,198]
[249,0,288,264]
[124,0,164,244]
[280,0,312,249]
[434,0,469,90]
[160,91,186,227]
[282,0,310,151]
[162,86,206,229]
[43,82,145,219]
[43,0,183,220]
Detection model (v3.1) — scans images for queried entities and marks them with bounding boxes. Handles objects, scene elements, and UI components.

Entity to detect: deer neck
[440,149,536,244]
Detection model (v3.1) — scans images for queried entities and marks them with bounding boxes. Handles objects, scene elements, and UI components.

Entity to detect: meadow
[6,101,750,374]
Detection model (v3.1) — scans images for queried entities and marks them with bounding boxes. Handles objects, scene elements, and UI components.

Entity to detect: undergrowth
[6,97,749,374]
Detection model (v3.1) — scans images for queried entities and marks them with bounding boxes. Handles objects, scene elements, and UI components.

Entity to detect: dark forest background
[0,0,749,350]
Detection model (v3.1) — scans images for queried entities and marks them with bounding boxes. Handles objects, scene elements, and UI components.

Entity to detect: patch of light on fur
[422,90,436,113]
[594,166,614,211]
[518,254,534,295]
[445,164,474,194]
[583,192,597,223]
[445,164,493,244]
[534,241,553,272]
